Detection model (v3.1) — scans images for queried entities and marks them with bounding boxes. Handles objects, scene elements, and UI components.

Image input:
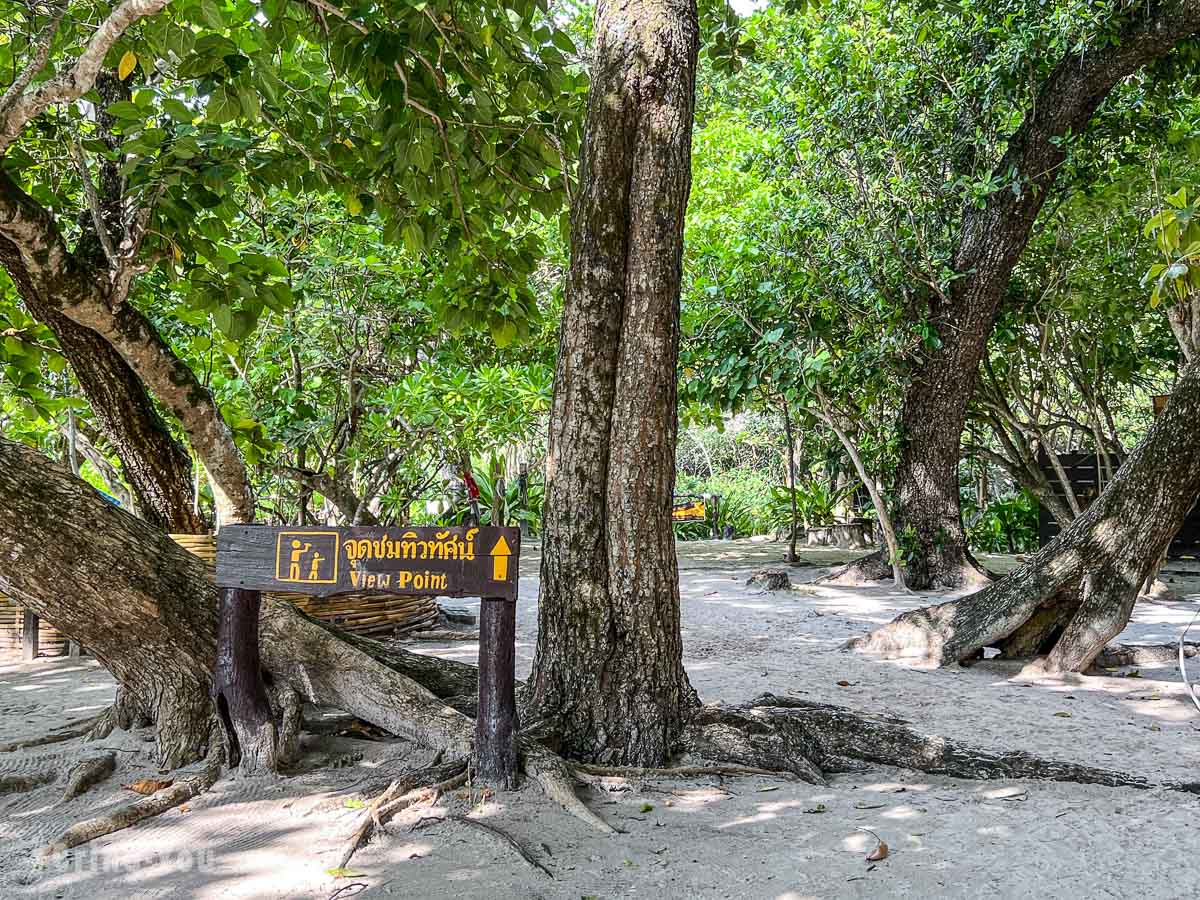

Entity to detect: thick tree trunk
[850,359,1200,672]
[0,237,201,531]
[0,434,484,766]
[526,0,700,766]
[0,170,255,525]
[876,0,1200,588]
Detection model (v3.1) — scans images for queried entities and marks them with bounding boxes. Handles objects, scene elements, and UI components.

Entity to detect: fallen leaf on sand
[1053,711,1072,718]
[836,680,852,687]
[866,841,890,862]
[324,867,365,878]
[124,778,173,795]
[859,828,889,862]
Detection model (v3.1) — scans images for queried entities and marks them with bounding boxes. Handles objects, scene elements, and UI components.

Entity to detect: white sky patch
[730,0,769,15]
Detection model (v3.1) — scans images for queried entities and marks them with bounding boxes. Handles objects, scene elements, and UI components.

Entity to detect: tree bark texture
[0,435,480,767]
[0,169,255,524]
[212,588,277,774]
[884,0,1200,588]
[850,359,1200,672]
[527,0,700,766]
[0,235,202,531]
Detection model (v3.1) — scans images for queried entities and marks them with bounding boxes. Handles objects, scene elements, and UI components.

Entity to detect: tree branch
[0,0,175,154]
[0,1,69,115]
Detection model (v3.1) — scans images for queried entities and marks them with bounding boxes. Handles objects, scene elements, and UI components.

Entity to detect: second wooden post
[475,595,518,787]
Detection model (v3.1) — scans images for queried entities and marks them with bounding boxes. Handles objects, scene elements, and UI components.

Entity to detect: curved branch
[0,0,174,153]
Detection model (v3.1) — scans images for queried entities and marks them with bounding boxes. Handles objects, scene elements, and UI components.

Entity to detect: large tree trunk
[0,169,255,525]
[0,236,202,531]
[0,434,482,765]
[850,359,1200,672]
[869,0,1200,589]
[526,0,700,766]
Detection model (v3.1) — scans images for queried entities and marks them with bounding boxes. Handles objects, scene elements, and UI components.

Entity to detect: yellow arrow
[490,535,512,581]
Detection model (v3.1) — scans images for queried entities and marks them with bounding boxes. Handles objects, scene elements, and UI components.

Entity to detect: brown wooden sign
[216,525,521,600]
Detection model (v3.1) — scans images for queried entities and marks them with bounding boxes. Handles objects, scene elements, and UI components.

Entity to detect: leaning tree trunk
[0,434,487,765]
[0,169,255,526]
[850,358,1200,672]
[0,434,621,833]
[848,0,1200,589]
[526,0,700,766]
[0,236,202,532]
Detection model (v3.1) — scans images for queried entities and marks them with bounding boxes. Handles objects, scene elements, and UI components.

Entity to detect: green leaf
[324,868,366,878]
[490,320,518,348]
[105,100,143,120]
[206,85,241,125]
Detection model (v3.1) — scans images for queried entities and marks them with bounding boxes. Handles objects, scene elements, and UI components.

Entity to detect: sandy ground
[3,541,1200,899]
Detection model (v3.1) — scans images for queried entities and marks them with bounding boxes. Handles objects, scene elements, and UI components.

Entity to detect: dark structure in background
[1037,449,1200,557]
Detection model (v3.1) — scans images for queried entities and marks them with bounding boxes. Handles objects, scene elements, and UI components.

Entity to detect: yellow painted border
[275,531,340,584]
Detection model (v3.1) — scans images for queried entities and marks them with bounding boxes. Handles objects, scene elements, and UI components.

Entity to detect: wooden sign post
[216,525,522,785]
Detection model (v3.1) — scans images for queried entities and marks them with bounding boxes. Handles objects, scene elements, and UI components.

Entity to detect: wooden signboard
[216,525,520,601]
[214,524,522,787]
[672,496,707,522]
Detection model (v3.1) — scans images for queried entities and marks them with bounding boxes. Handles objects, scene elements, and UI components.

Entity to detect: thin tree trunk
[527,0,700,766]
[781,399,799,563]
[815,399,904,588]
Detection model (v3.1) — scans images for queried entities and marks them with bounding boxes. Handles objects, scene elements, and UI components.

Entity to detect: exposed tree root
[259,602,613,834]
[0,770,56,795]
[818,549,992,590]
[679,705,826,784]
[60,752,116,802]
[445,815,553,878]
[1094,642,1200,669]
[572,762,793,780]
[520,741,617,834]
[38,752,222,858]
[817,550,894,587]
[402,629,481,642]
[337,759,469,870]
[743,694,1200,793]
[0,715,102,753]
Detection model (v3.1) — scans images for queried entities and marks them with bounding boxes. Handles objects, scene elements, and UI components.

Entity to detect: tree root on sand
[443,815,553,878]
[0,771,56,795]
[572,762,794,781]
[37,751,222,858]
[0,715,102,753]
[734,694,1200,793]
[60,751,116,802]
[336,759,469,870]
[1093,642,1200,669]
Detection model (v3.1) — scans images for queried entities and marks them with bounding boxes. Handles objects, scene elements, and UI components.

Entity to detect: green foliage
[1144,186,1200,308]
[676,470,787,539]
[967,492,1039,554]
